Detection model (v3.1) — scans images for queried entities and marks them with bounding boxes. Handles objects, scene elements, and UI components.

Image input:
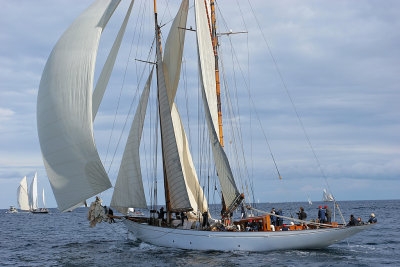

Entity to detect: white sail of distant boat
[42,188,46,208]
[29,172,38,211]
[37,0,374,252]
[17,176,30,211]
[307,196,312,206]
[323,189,334,202]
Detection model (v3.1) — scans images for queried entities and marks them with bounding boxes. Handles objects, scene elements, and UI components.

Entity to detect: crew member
[318,206,326,223]
[324,205,332,223]
[368,213,377,224]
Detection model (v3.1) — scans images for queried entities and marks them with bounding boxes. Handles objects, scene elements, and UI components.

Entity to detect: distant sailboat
[323,189,334,202]
[29,172,49,214]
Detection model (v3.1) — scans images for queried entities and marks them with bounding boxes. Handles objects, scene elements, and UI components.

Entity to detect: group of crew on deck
[317,205,332,223]
[153,204,377,231]
[347,213,377,226]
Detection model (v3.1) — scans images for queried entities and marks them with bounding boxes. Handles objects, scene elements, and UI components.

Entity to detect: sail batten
[37,0,121,212]
[110,69,153,214]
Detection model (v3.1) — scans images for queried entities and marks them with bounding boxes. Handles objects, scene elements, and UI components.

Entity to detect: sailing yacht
[36,0,373,251]
[29,173,49,214]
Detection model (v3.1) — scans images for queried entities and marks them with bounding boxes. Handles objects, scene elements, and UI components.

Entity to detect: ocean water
[1,199,399,266]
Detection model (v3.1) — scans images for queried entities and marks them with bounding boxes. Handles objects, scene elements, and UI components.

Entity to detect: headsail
[110,69,153,214]
[194,0,241,211]
[37,0,121,212]
[29,172,38,211]
[155,9,192,212]
[92,0,134,119]
[17,176,30,211]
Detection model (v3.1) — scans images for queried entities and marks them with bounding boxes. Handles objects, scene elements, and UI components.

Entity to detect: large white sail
[110,69,153,214]
[29,173,38,211]
[194,0,219,136]
[92,0,134,119]
[42,188,46,208]
[17,176,30,211]
[37,0,121,212]
[163,0,208,214]
[195,0,240,209]
[171,104,208,214]
[155,14,192,212]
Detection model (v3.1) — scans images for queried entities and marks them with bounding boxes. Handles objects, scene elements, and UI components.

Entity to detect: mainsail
[155,8,192,212]
[37,0,121,212]
[29,172,38,211]
[163,0,208,214]
[194,0,241,210]
[110,70,153,214]
[17,176,30,211]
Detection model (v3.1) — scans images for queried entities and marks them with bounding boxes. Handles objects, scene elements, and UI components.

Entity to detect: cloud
[0,0,399,208]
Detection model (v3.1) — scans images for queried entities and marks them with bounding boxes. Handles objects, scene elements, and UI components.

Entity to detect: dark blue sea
[1,199,399,266]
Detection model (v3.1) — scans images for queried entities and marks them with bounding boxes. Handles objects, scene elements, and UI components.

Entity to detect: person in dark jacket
[368,213,377,224]
[318,206,326,223]
[297,207,307,220]
[324,205,332,223]
[158,207,165,220]
[270,208,277,226]
[347,214,357,226]
[108,207,115,223]
[276,209,283,226]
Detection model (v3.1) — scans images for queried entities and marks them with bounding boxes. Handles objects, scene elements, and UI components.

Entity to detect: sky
[0,0,399,209]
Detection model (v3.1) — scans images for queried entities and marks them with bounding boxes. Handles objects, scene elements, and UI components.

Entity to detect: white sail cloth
[42,188,46,208]
[37,0,121,212]
[163,0,208,214]
[194,0,219,135]
[194,0,240,209]
[29,172,38,210]
[92,0,134,119]
[17,176,30,211]
[110,70,153,214]
[155,13,192,212]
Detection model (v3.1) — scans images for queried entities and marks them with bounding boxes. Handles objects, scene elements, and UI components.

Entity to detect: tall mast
[153,0,171,217]
[210,0,224,147]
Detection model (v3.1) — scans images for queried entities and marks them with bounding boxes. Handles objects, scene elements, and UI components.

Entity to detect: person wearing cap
[318,206,326,223]
[347,214,357,226]
[368,213,377,224]
[324,205,332,223]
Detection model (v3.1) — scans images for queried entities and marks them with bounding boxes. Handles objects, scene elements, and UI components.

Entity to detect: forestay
[110,69,153,214]
[194,0,240,209]
[36,0,121,212]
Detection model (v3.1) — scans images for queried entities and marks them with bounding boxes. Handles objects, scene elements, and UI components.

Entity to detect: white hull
[123,220,372,251]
